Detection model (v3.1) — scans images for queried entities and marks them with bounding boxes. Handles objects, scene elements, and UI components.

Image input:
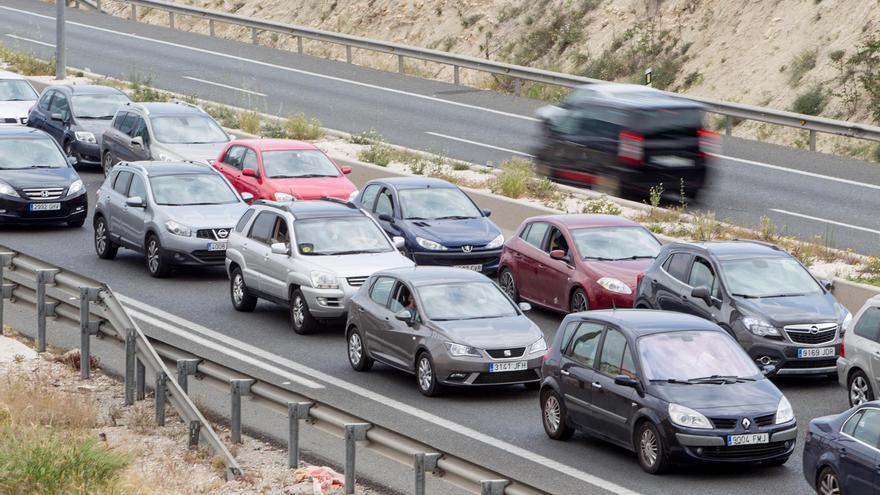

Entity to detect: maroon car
[498,214,661,312]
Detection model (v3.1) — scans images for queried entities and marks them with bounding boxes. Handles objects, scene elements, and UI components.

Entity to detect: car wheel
[145,234,171,278]
[817,466,841,495]
[541,389,574,440]
[347,327,373,372]
[416,352,443,397]
[230,267,257,312]
[93,216,118,259]
[102,151,115,176]
[849,370,875,407]
[63,140,74,159]
[290,289,318,335]
[570,288,589,313]
[499,268,519,303]
[636,421,670,474]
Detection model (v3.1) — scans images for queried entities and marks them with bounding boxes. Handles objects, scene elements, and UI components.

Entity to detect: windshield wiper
[583,256,615,261]
[434,215,477,220]
[761,293,810,298]
[325,249,384,255]
[405,216,429,220]
[608,255,655,261]
[687,375,755,384]
[649,378,693,385]
[731,293,758,299]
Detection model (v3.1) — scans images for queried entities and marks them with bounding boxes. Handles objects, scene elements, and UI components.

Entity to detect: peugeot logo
[810,325,819,335]
[462,245,473,253]
[503,349,512,357]
[40,190,49,198]
[216,229,229,239]
[742,418,751,429]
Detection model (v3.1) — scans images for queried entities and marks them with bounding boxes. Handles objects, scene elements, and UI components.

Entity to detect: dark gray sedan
[345,266,546,396]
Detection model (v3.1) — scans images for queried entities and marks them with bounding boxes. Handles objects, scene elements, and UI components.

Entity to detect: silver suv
[226,199,414,334]
[838,295,880,406]
[94,161,250,277]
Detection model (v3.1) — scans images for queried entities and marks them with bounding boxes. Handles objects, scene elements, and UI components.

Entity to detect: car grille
[472,369,539,384]
[195,228,232,241]
[709,418,737,429]
[417,254,500,267]
[346,276,368,287]
[755,413,776,427]
[784,358,837,369]
[784,323,838,345]
[486,347,526,359]
[21,187,65,200]
[191,250,226,263]
[1,118,17,124]
[698,442,790,460]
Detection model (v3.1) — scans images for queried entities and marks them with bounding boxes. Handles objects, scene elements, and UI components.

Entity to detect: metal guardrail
[79,0,880,152]
[0,244,545,495]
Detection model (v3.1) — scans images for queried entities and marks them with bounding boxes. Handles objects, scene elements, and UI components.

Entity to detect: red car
[213,139,356,202]
[498,214,662,312]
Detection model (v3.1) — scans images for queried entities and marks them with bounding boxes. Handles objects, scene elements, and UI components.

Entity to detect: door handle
[840,447,848,458]
[560,369,571,376]
[592,381,603,389]
[357,307,365,312]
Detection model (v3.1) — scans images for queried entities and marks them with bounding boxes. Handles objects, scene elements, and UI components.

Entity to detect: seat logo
[810,326,819,334]
[462,245,473,253]
[742,418,751,429]
[216,229,229,239]
[503,349,511,357]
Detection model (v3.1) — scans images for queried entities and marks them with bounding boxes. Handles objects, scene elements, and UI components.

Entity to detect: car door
[838,408,880,494]
[242,211,278,292]
[590,327,639,443]
[29,90,54,131]
[514,221,550,303]
[373,187,401,238]
[539,225,575,310]
[359,276,397,364]
[127,115,151,162]
[107,170,133,244]
[119,171,148,247]
[681,256,722,322]
[44,91,69,144]
[379,282,427,369]
[654,252,693,313]
[107,112,136,162]
[238,148,262,199]
[261,215,292,300]
[215,145,247,192]
[852,307,880,388]
[558,321,604,429]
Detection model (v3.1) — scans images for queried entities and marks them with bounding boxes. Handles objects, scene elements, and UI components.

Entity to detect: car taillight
[543,348,552,363]
[636,272,646,292]
[697,128,720,156]
[618,131,644,165]
[840,335,845,358]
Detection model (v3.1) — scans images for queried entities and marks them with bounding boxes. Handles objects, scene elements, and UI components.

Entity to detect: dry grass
[0,368,97,430]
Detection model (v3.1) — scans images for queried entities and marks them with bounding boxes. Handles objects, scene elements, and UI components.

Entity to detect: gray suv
[101,101,230,175]
[226,199,413,334]
[94,161,250,277]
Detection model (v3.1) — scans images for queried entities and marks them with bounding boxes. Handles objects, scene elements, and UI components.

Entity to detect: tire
[849,370,875,407]
[499,268,519,303]
[817,466,841,495]
[541,389,574,441]
[570,288,589,313]
[636,421,670,474]
[102,151,115,177]
[229,267,257,312]
[290,289,319,335]
[523,381,540,391]
[347,327,373,372]
[415,352,443,397]
[63,140,75,160]
[93,216,118,259]
[145,234,171,278]
[67,216,85,228]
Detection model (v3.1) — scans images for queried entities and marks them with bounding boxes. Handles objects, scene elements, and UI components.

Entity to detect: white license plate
[489,361,528,373]
[652,156,694,168]
[727,433,769,446]
[29,202,60,211]
[798,347,835,359]
[454,264,482,272]
[207,241,227,251]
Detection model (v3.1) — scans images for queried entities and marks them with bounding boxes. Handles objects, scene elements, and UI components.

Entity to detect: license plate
[454,264,482,271]
[798,347,835,358]
[207,241,227,251]
[29,202,60,211]
[727,433,769,446]
[651,156,694,168]
[489,361,528,373]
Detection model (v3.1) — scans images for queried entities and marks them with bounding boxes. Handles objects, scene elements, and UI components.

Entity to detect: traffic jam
[1,71,875,493]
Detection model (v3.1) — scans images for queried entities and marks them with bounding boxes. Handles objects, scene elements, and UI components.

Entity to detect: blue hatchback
[354,177,503,275]
[803,402,880,494]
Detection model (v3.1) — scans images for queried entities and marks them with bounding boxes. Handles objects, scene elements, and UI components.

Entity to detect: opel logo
[40,190,49,198]
[503,349,511,357]
[742,418,751,429]
[810,325,819,335]
[462,245,473,253]
[216,229,229,239]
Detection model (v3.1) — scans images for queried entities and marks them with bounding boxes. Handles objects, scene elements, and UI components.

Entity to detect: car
[346,266,544,396]
[225,199,413,334]
[0,70,38,126]
[93,161,250,277]
[354,177,504,275]
[803,402,880,495]
[213,139,357,202]
[634,240,851,377]
[533,83,717,199]
[0,127,86,227]
[27,84,131,166]
[837,295,880,407]
[540,309,797,474]
[499,214,661,312]
[101,101,230,174]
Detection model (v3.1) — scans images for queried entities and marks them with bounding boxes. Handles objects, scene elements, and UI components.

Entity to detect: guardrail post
[189,419,202,448]
[251,27,258,44]
[287,401,312,468]
[297,36,303,54]
[78,287,100,379]
[809,130,817,151]
[414,453,442,495]
[453,65,460,85]
[344,423,371,494]
[169,12,175,29]
[480,480,508,495]
[230,379,254,444]
[124,327,136,405]
[513,78,522,97]
[346,45,352,64]
[0,252,15,333]
[135,358,145,400]
[155,371,167,426]
[130,4,136,21]
[209,19,215,37]
[398,55,404,73]
[724,115,732,136]
[35,269,58,353]
[175,358,201,394]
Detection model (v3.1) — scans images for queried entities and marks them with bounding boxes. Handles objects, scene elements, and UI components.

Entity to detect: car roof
[284,199,363,219]
[49,84,126,96]
[231,139,318,151]
[378,266,491,286]
[369,177,456,189]
[0,70,27,80]
[0,127,53,139]
[566,309,723,336]
[569,83,704,110]
[525,214,642,229]
[121,161,215,176]
[665,240,787,260]
[127,102,206,116]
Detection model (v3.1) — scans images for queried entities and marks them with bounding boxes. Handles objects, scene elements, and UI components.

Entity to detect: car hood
[434,316,542,349]
[0,166,78,189]
[306,251,414,278]
[0,100,35,119]
[164,203,247,228]
[735,293,840,326]
[535,104,565,122]
[272,176,356,200]
[404,218,500,247]
[584,258,654,287]
[650,379,781,412]
[155,142,229,164]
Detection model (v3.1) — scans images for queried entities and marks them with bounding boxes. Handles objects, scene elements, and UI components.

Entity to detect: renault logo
[503,349,512,357]
[462,245,473,253]
[742,418,751,429]
[810,326,819,335]
[216,229,229,239]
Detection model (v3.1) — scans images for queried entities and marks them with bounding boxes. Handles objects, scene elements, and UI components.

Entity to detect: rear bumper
[0,192,87,224]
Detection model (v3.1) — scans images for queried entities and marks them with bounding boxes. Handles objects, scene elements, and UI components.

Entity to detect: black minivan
[533,83,716,199]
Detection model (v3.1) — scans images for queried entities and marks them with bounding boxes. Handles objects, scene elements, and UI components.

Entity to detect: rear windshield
[629,108,702,135]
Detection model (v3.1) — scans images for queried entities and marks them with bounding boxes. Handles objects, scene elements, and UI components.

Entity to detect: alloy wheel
[639,427,659,468]
[418,356,433,392]
[500,271,516,299]
[95,221,107,254]
[102,153,113,176]
[851,375,870,405]
[292,295,305,329]
[348,332,363,366]
[818,471,840,495]
[571,291,589,312]
[147,239,160,274]
[232,273,245,306]
[543,394,561,433]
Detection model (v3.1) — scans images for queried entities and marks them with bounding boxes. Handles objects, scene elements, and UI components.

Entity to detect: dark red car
[213,139,356,202]
[498,214,662,312]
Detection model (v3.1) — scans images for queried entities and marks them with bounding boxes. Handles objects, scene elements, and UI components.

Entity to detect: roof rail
[252,199,292,212]
[730,239,782,250]
[173,100,205,112]
[319,196,358,209]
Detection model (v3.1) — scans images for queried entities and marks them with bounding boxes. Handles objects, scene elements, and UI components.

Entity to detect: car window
[842,410,865,436]
[689,257,718,296]
[398,187,482,220]
[294,217,391,255]
[375,189,394,216]
[850,408,880,448]
[0,138,68,169]
[150,115,228,144]
[113,171,133,194]
[235,209,255,233]
[130,116,147,140]
[598,329,636,378]
[223,146,246,170]
[854,307,880,342]
[565,322,604,368]
[248,212,277,244]
[38,91,53,111]
[261,150,340,178]
[48,92,69,119]
[127,174,146,199]
[390,283,414,314]
[116,113,136,136]
[242,149,259,174]
[522,222,549,249]
[359,184,380,210]
[270,216,290,245]
[0,79,37,101]
[553,109,587,135]
[71,94,129,119]
[665,253,692,283]
[546,227,569,255]
[370,277,395,307]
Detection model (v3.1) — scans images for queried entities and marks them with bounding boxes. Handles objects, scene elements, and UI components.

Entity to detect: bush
[792,87,826,115]
[238,111,261,135]
[788,48,818,86]
[490,158,533,198]
[581,196,622,215]
[128,73,169,102]
[285,113,322,140]
[358,142,392,166]
[0,43,55,76]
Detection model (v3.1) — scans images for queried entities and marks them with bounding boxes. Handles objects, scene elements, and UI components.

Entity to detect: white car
[0,71,38,126]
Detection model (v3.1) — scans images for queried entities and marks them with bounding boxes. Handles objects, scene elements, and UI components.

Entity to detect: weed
[490,158,533,198]
[461,14,484,28]
[647,183,663,209]
[210,456,226,473]
[0,43,55,75]
[12,354,25,363]
[59,349,100,372]
[452,162,471,171]
[358,141,393,167]
[126,402,153,434]
[285,113,322,140]
[792,86,826,115]
[350,129,382,145]
[788,48,818,86]
[581,196,622,215]
[527,176,562,204]
[691,211,719,241]
[758,216,778,242]
[261,120,287,138]
[238,111,261,135]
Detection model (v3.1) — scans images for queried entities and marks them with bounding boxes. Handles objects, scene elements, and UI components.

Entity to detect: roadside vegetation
[0,42,55,76]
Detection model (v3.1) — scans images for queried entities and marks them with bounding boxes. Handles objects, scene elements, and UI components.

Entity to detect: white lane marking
[117,294,638,495]
[5,33,55,47]
[182,76,267,97]
[770,209,880,235]
[426,131,534,157]
[712,153,880,192]
[0,5,540,124]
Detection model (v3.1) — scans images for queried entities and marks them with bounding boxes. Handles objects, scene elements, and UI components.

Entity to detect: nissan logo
[810,326,819,335]
[462,245,473,253]
[742,418,751,429]
[216,229,229,239]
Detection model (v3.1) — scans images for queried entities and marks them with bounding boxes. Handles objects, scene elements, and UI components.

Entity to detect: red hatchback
[213,139,356,202]
[498,214,662,313]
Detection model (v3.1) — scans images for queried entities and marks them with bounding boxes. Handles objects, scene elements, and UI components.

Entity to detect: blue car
[803,401,880,494]
[354,177,503,275]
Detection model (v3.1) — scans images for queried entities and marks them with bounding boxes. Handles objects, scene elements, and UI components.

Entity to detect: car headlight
[74,131,96,144]
[742,316,780,337]
[529,337,547,355]
[668,403,712,430]
[348,189,359,202]
[66,179,84,196]
[597,277,632,295]
[164,220,192,237]
[842,311,853,331]
[416,237,447,251]
[445,342,481,357]
[775,396,794,424]
[485,234,504,249]
[0,180,19,198]
[274,192,295,202]
[310,270,339,289]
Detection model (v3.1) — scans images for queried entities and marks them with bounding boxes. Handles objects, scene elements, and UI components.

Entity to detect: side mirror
[395,309,414,325]
[340,166,352,175]
[378,213,393,223]
[242,168,257,178]
[50,112,64,121]
[125,196,145,208]
[614,374,640,389]
[518,302,532,312]
[482,208,492,217]
[240,192,254,202]
[549,249,568,262]
[392,236,405,249]
[131,136,144,149]
[67,156,78,166]
[762,364,778,377]
[270,242,290,255]
[822,279,834,291]
[691,286,713,306]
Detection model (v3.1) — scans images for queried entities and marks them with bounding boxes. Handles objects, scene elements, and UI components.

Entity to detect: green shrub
[350,130,382,145]
[127,73,169,102]
[0,43,55,76]
[788,48,818,86]
[238,111,261,135]
[490,158,533,198]
[792,87,826,115]
[358,142,392,166]
[452,162,471,171]
[285,113,322,140]
[581,196,622,215]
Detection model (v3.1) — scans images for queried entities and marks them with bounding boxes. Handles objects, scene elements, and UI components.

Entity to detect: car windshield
[398,187,481,220]
[71,94,129,119]
[261,150,340,178]
[630,108,703,134]
[294,217,391,255]
[151,115,228,144]
[571,227,661,260]
[418,282,518,321]
[150,173,240,206]
[721,257,822,298]
[0,138,67,169]
[638,331,760,381]
[0,80,37,101]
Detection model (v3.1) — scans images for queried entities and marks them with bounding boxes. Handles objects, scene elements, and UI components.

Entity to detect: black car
[540,310,797,474]
[27,85,130,166]
[533,83,716,199]
[0,127,87,227]
[634,241,851,377]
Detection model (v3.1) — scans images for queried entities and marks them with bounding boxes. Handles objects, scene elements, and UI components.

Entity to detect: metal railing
[0,244,545,495]
[78,0,880,152]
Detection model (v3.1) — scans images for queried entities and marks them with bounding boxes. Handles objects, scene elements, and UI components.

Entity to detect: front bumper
[436,354,543,386]
[410,248,502,275]
[301,284,359,319]
[159,234,232,266]
[669,422,797,464]
[744,340,840,376]
[69,140,101,165]
[0,192,87,224]
[590,287,635,310]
